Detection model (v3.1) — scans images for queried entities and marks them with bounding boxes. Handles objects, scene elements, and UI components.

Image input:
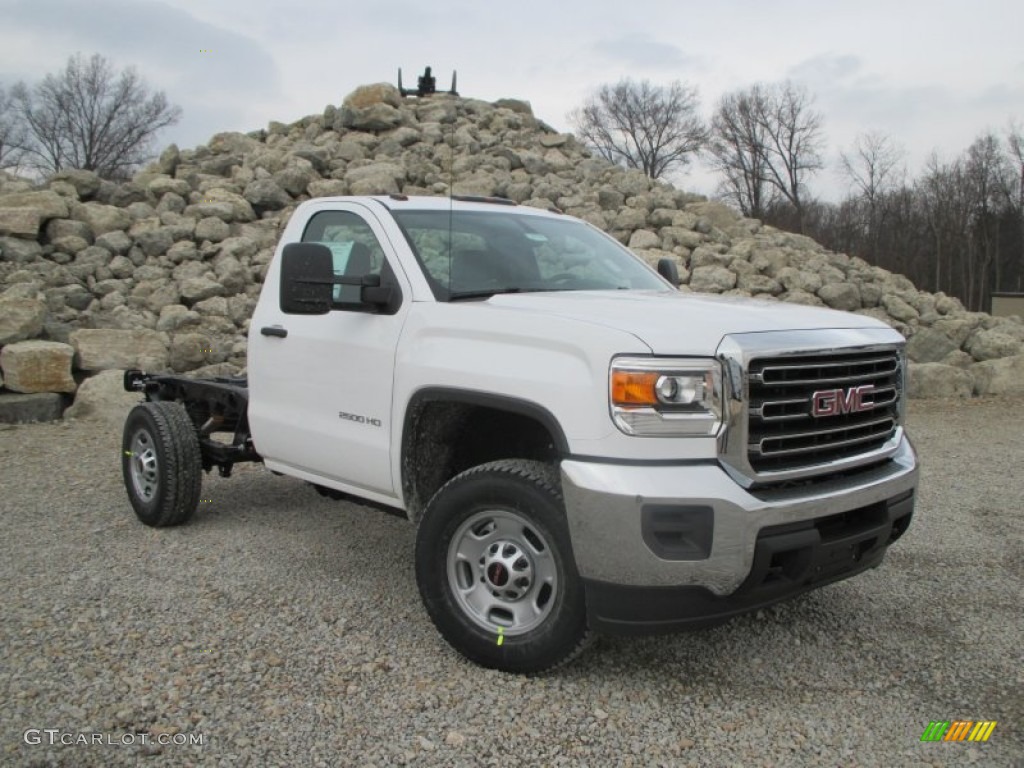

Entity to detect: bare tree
[11,53,181,179]
[755,82,824,231]
[841,131,904,208]
[706,85,773,219]
[569,79,707,179]
[839,132,905,256]
[708,81,824,230]
[1004,121,1024,291]
[0,85,25,171]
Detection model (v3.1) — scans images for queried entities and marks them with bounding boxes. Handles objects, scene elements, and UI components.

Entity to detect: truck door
[248,204,408,497]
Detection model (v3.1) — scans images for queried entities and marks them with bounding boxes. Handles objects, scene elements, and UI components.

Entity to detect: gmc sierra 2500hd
[121,195,918,672]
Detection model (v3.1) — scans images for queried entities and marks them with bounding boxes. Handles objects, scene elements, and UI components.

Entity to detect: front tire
[122,402,202,527]
[415,459,590,673]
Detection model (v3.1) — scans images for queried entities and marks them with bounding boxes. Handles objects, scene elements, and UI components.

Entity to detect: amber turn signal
[611,371,660,405]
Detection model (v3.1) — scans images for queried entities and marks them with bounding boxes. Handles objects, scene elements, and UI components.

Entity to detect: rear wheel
[415,459,590,673]
[122,402,202,527]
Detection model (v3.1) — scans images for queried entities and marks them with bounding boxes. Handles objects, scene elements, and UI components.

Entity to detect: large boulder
[72,202,132,237]
[690,266,737,293]
[0,190,69,220]
[69,329,169,371]
[969,355,1024,395]
[0,207,43,238]
[907,363,973,398]
[0,297,47,344]
[0,340,77,393]
[906,327,958,363]
[964,328,1023,362]
[0,392,64,424]
[64,369,141,422]
[343,83,402,110]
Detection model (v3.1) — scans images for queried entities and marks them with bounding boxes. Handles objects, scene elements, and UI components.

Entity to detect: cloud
[592,33,698,72]
[787,54,864,87]
[2,0,285,148]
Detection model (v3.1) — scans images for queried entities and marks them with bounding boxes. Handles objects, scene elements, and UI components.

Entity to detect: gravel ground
[1,397,1021,768]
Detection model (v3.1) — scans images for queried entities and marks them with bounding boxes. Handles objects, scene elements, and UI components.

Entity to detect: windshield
[391,209,669,300]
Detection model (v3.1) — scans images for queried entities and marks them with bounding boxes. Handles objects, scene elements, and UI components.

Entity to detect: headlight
[610,357,723,436]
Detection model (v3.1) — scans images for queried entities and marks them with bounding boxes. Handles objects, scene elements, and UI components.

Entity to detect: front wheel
[415,459,590,673]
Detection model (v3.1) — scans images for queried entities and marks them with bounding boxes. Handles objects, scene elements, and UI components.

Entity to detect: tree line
[570,79,1023,311]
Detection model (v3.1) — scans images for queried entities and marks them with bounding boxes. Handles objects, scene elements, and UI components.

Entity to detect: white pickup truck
[121,195,919,672]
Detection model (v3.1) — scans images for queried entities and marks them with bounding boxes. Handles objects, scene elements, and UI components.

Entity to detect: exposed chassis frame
[123,369,261,476]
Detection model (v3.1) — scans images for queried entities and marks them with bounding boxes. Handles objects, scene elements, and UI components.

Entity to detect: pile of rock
[1,82,1022,421]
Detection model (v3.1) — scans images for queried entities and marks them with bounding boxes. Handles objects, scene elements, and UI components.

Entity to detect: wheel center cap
[487,562,508,587]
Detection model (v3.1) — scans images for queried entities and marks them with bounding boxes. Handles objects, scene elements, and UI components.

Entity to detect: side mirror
[657,258,681,287]
[360,274,395,308]
[280,243,333,314]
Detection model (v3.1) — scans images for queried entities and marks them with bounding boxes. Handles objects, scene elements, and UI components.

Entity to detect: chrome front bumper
[561,434,918,597]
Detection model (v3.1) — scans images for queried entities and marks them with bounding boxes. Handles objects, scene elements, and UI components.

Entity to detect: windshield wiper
[447,287,522,301]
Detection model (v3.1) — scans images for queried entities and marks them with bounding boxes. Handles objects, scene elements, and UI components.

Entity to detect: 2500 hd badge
[339,410,382,427]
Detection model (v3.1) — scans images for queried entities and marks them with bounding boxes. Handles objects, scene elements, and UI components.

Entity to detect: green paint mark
[496,626,504,646]
[124,450,133,456]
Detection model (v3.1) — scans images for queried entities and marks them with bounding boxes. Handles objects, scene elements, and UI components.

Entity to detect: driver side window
[301,211,388,305]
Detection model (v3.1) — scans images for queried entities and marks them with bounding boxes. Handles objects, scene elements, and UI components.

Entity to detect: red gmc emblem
[811,385,876,417]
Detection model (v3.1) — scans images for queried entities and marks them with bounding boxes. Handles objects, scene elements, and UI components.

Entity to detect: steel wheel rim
[129,429,159,502]
[446,508,558,636]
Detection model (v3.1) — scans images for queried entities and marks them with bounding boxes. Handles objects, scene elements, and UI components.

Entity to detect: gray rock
[63,369,141,422]
[690,266,737,293]
[156,305,203,332]
[95,230,133,255]
[964,328,1023,361]
[907,363,973,398]
[906,328,958,363]
[244,178,291,210]
[777,266,823,294]
[45,218,94,243]
[169,332,215,371]
[0,190,69,220]
[54,169,102,199]
[180,277,225,303]
[0,297,47,344]
[817,283,861,312]
[73,202,132,237]
[195,217,231,243]
[0,207,43,237]
[737,273,782,295]
[628,230,661,250]
[343,83,402,109]
[881,294,919,323]
[69,329,169,371]
[345,103,403,132]
[0,392,64,424]
[308,179,349,198]
[0,236,43,263]
[970,355,1024,395]
[273,166,315,197]
[166,241,198,264]
[147,175,192,198]
[134,227,175,258]
[0,340,77,393]
[184,190,255,223]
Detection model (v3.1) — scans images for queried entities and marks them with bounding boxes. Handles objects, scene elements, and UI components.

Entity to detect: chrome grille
[747,350,901,473]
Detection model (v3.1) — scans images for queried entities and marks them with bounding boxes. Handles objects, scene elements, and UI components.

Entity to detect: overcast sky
[2,0,1021,199]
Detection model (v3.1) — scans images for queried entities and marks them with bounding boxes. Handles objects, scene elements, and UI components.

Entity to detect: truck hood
[485,290,890,354]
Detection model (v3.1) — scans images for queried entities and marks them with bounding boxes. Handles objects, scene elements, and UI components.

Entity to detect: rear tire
[122,402,202,527]
[415,459,590,673]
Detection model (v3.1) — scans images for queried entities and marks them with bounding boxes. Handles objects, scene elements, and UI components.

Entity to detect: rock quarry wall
[1,82,1023,421]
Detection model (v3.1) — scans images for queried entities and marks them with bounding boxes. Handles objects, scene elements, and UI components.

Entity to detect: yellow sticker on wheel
[496,626,504,646]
